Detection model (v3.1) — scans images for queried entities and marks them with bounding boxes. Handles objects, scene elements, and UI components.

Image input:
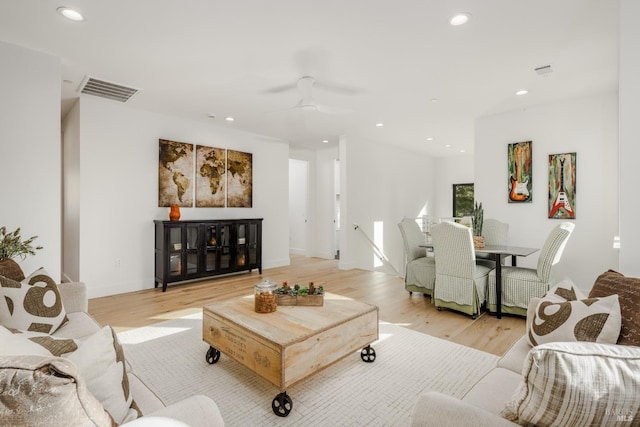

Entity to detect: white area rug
[118,313,498,426]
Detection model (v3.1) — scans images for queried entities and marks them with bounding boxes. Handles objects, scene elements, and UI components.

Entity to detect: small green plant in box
[276,281,325,306]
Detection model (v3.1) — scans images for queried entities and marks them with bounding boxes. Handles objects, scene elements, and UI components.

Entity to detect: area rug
[118,313,498,426]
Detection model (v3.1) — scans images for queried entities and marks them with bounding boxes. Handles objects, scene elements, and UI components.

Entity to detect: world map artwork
[226,150,252,208]
[158,139,194,207]
[196,145,226,207]
[158,139,253,208]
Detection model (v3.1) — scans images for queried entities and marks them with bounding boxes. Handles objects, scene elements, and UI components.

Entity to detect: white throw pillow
[67,325,138,424]
[501,342,640,426]
[527,279,622,346]
[0,267,68,333]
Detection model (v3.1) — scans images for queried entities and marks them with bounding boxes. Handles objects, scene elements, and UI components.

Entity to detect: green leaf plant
[0,226,43,260]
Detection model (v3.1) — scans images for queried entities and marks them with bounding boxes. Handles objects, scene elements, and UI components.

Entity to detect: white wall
[341,137,437,277]
[475,92,619,291]
[0,42,62,279]
[67,96,290,298]
[619,0,640,277]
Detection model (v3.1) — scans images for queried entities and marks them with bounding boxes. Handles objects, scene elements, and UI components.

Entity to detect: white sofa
[411,295,640,426]
[0,281,225,427]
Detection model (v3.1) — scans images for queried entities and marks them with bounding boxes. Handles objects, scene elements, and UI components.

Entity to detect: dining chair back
[487,221,575,316]
[482,219,509,246]
[398,218,436,296]
[477,218,510,267]
[431,221,492,319]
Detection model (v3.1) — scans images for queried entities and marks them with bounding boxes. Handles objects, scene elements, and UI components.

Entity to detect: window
[453,183,474,217]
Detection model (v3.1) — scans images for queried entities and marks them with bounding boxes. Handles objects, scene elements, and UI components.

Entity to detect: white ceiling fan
[280,76,353,115]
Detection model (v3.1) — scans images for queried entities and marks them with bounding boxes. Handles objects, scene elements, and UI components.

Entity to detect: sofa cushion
[461,367,523,415]
[527,280,621,346]
[589,269,640,346]
[0,268,68,333]
[501,342,640,427]
[0,355,114,427]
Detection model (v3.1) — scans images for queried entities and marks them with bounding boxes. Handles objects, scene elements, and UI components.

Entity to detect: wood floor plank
[89,255,525,356]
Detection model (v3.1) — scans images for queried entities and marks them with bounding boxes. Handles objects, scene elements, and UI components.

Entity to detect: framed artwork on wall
[226,149,253,208]
[158,139,194,207]
[195,145,226,207]
[508,141,532,203]
[548,152,576,219]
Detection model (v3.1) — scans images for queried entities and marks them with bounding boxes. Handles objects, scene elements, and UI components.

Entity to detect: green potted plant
[0,226,43,281]
[471,201,485,248]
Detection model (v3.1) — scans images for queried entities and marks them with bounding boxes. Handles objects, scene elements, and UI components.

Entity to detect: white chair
[476,218,509,267]
[487,222,575,316]
[398,218,436,296]
[431,221,493,319]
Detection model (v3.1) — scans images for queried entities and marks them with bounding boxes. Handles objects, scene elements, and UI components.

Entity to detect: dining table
[475,245,539,319]
[420,243,539,319]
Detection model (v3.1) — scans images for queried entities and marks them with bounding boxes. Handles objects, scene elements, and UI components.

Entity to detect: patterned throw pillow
[501,342,640,426]
[0,268,68,333]
[0,355,114,427]
[0,326,78,356]
[528,280,622,346]
[589,270,640,346]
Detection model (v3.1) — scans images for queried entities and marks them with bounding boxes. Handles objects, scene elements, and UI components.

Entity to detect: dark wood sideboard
[154,218,263,292]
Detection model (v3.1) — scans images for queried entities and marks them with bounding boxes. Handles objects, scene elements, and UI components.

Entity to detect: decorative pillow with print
[589,270,640,346]
[0,268,68,333]
[501,342,640,426]
[0,326,79,356]
[528,279,622,346]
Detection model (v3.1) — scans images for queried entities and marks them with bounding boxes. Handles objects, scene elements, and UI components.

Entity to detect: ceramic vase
[169,204,181,221]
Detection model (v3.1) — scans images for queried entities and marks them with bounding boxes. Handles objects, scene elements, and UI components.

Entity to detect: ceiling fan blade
[262,82,297,94]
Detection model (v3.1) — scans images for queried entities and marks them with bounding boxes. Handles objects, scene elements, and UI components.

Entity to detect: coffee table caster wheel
[206,346,221,364]
[437,307,442,311]
[360,345,376,363]
[272,391,292,417]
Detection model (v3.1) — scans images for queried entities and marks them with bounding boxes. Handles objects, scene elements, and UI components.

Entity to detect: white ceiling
[0,1,618,156]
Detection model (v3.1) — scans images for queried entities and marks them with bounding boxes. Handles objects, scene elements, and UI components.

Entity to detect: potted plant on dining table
[472,201,485,248]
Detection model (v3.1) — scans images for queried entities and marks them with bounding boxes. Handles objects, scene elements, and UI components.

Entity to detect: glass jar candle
[254,279,277,313]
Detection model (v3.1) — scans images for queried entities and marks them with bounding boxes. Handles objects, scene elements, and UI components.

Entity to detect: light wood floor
[89,255,525,356]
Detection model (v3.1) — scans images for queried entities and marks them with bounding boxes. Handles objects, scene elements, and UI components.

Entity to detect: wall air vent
[77,76,139,102]
[534,65,553,76]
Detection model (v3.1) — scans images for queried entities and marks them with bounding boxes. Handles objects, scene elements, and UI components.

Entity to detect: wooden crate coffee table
[202,293,379,417]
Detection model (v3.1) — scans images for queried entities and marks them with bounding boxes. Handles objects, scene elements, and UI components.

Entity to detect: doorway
[289,158,308,255]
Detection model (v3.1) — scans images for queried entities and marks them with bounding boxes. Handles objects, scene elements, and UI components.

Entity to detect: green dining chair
[487,222,575,317]
[398,218,436,296]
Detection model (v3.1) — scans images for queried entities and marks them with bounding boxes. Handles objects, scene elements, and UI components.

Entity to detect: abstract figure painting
[548,152,576,219]
[508,141,532,203]
[196,145,226,207]
[226,150,253,208]
[158,139,194,207]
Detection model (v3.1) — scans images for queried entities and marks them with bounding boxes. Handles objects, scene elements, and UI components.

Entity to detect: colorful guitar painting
[509,142,531,202]
[548,153,576,219]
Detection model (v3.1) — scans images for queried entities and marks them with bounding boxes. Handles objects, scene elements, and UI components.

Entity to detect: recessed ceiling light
[459,149,466,153]
[207,113,216,119]
[225,117,235,122]
[375,123,384,127]
[57,7,84,21]
[516,90,529,96]
[445,144,452,148]
[322,140,329,144]
[450,13,471,26]
[426,137,434,141]
[430,98,438,102]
